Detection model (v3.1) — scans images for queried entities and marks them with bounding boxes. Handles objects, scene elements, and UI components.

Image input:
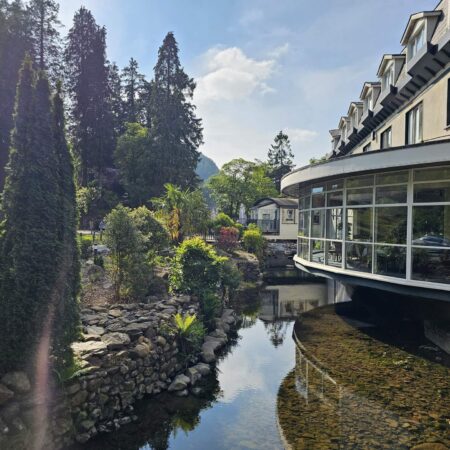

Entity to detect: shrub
[217,226,239,253]
[129,206,170,254]
[200,291,221,331]
[169,237,227,295]
[211,212,235,233]
[243,227,265,258]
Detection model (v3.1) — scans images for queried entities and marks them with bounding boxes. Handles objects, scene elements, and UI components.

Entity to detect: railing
[248,219,280,234]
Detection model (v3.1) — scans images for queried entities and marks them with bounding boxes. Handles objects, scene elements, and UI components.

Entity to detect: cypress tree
[0,60,59,371]
[109,62,126,136]
[0,0,33,190]
[51,82,80,363]
[267,130,295,191]
[148,32,203,196]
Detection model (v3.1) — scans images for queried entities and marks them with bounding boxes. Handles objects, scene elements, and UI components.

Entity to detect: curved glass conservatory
[282,150,450,298]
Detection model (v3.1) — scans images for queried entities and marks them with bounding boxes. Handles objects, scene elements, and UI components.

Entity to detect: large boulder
[101,332,130,350]
[1,372,31,394]
[168,374,190,392]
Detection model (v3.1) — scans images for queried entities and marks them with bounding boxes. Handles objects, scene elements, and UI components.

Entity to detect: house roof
[251,197,298,208]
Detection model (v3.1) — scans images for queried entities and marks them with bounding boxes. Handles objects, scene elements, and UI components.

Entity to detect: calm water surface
[82,282,450,450]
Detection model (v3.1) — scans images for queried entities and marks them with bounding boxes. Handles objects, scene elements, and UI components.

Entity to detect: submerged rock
[1,372,31,394]
[0,384,14,405]
[168,374,190,392]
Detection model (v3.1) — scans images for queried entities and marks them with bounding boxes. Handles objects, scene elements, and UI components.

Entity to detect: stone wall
[0,295,237,449]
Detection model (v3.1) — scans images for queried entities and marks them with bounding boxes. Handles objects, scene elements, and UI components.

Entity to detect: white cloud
[285,127,318,143]
[268,43,290,58]
[195,47,276,103]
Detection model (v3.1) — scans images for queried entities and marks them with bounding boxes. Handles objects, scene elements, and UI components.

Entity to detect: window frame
[405,102,423,145]
[380,127,392,149]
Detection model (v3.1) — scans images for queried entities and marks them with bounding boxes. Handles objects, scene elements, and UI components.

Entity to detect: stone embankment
[0,295,238,449]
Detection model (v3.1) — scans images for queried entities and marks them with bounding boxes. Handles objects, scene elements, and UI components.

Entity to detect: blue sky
[59,0,434,168]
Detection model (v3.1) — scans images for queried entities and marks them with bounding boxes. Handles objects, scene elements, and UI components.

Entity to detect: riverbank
[0,295,238,449]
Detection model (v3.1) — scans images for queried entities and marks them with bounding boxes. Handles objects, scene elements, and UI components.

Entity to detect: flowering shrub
[217,226,239,253]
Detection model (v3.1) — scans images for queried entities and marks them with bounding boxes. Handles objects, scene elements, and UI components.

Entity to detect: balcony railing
[248,219,280,234]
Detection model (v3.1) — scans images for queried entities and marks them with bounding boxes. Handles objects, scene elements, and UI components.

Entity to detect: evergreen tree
[109,62,125,136]
[28,0,62,78]
[0,60,60,371]
[64,7,114,186]
[121,57,145,124]
[51,82,80,362]
[148,32,203,195]
[267,130,295,191]
[0,0,33,190]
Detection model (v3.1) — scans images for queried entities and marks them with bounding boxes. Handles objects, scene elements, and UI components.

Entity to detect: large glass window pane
[346,208,373,242]
[346,243,372,273]
[414,181,450,203]
[413,206,450,246]
[326,208,343,240]
[298,211,310,237]
[327,191,343,206]
[375,207,407,244]
[326,179,344,190]
[326,241,342,268]
[414,167,450,182]
[311,193,325,208]
[376,171,409,185]
[311,209,325,238]
[412,248,450,284]
[347,188,373,205]
[347,175,374,188]
[311,240,325,264]
[298,238,309,261]
[374,246,406,278]
[376,185,407,204]
[299,196,310,210]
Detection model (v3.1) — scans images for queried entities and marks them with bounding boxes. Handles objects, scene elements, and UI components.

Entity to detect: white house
[249,198,298,241]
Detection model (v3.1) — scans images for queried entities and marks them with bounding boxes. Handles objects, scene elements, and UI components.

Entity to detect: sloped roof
[252,197,298,208]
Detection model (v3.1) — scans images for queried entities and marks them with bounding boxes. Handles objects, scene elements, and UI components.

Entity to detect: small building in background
[249,197,298,241]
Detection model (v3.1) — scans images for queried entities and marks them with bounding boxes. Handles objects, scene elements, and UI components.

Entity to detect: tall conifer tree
[267,130,294,191]
[64,7,114,186]
[0,0,33,190]
[148,32,203,195]
[0,60,60,370]
[121,57,145,124]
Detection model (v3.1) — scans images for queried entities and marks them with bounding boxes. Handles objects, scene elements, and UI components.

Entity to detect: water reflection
[79,281,341,450]
[277,301,450,449]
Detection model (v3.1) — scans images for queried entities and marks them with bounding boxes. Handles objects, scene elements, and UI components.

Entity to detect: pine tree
[0,0,33,190]
[0,60,60,371]
[64,7,114,186]
[121,57,145,124]
[28,0,62,79]
[148,32,203,196]
[267,130,295,191]
[51,82,80,363]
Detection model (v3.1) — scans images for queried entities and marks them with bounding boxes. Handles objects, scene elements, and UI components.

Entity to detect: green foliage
[104,204,152,301]
[267,130,295,191]
[309,155,328,165]
[207,158,277,219]
[243,227,265,258]
[0,61,79,372]
[171,313,205,367]
[220,260,241,299]
[211,212,235,232]
[200,291,221,332]
[129,206,170,254]
[152,184,210,243]
[169,237,227,295]
[114,122,156,206]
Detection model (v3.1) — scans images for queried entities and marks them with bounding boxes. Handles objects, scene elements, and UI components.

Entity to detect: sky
[58,0,434,168]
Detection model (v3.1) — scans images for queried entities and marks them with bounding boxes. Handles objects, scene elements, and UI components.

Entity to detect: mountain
[196,153,219,181]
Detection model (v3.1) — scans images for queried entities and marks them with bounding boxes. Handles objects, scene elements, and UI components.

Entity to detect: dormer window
[382,64,394,91]
[409,25,425,59]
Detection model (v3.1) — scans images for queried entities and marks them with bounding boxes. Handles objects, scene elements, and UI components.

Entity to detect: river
[80,281,450,450]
